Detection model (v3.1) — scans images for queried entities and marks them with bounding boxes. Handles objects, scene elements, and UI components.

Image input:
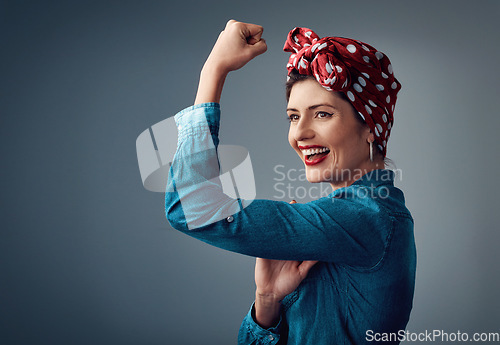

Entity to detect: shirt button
[268,335,274,341]
[226,216,234,223]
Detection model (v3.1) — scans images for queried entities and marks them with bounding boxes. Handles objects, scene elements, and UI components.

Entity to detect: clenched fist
[205,20,267,75]
[194,20,267,105]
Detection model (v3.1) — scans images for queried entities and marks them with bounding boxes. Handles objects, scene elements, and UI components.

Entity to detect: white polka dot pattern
[347,91,355,102]
[284,27,401,157]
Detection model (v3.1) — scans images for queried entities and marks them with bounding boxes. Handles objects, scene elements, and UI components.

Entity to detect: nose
[293,117,315,142]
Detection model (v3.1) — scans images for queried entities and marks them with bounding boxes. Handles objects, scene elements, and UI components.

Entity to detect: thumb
[243,23,264,43]
[298,260,319,277]
[248,38,267,57]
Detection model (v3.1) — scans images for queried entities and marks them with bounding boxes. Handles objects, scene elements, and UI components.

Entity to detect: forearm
[254,292,281,329]
[194,20,266,105]
[194,62,228,105]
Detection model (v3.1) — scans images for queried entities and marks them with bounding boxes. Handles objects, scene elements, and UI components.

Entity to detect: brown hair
[285,69,363,125]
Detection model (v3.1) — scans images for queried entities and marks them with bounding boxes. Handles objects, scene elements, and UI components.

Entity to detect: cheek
[321,126,342,148]
[327,123,353,146]
[288,128,296,149]
[332,128,365,159]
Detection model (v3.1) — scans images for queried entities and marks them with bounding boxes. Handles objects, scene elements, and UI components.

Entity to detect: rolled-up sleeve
[238,303,284,345]
[165,103,392,266]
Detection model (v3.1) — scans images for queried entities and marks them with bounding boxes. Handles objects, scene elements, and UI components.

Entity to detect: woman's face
[287,78,372,187]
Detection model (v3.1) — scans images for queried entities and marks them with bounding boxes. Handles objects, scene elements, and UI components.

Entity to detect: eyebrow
[286,103,339,112]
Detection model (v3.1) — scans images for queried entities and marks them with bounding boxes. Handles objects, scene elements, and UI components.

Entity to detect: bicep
[172,195,390,265]
[165,105,389,265]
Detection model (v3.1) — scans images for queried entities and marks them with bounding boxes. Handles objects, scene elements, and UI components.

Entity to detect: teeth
[301,147,330,156]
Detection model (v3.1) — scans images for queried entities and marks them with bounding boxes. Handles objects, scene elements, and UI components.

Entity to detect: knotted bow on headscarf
[284,27,401,157]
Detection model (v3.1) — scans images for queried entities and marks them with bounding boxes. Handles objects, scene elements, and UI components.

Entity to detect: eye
[287,114,300,122]
[316,111,333,119]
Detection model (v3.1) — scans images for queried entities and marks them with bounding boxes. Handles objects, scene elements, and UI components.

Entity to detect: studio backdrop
[2,0,500,344]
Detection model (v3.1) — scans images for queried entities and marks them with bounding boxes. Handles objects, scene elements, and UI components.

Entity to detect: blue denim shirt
[165,103,416,345]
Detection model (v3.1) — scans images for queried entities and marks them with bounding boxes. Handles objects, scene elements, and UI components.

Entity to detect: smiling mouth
[303,148,330,166]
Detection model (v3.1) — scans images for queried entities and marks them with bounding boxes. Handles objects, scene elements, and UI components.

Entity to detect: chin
[305,168,328,184]
[306,177,321,183]
[303,156,335,184]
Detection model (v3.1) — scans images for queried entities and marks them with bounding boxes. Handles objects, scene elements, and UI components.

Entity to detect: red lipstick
[299,145,330,166]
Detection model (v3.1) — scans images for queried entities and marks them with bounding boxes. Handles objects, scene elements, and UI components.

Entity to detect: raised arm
[194,20,267,105]
[165,21,393,265]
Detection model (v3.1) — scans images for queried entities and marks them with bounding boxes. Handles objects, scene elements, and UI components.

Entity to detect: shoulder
[329,169,413,220]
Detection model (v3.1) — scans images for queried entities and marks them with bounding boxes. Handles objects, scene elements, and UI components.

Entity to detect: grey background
[2,0,499,344]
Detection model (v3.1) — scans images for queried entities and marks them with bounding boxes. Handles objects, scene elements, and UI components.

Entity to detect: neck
[329,160,385,191]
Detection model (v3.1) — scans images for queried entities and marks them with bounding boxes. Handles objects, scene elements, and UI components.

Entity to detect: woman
[165,20,416,344]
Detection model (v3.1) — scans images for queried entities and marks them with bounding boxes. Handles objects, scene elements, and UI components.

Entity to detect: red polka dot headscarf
[284,27,401,157]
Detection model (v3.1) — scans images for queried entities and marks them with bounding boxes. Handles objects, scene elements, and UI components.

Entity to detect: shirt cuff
[241,302,282,344]
[174,102,220,142]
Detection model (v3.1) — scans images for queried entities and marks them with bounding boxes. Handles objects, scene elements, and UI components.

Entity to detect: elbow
[165,192,188,231]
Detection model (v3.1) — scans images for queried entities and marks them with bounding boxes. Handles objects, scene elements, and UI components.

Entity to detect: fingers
[244,22,264,37]
[226,19,263,37]
[246,35,261,45]
[244,24,264,44]
[249,38,267,57]
[298,260,319,277]
[225,19,264,45]
[225,19,237,29]
[211,19,266,72]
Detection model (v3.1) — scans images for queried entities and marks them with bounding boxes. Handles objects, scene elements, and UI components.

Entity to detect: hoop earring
[369,141,373,162]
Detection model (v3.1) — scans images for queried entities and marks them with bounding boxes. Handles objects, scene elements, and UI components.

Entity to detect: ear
[364,126,375,143]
